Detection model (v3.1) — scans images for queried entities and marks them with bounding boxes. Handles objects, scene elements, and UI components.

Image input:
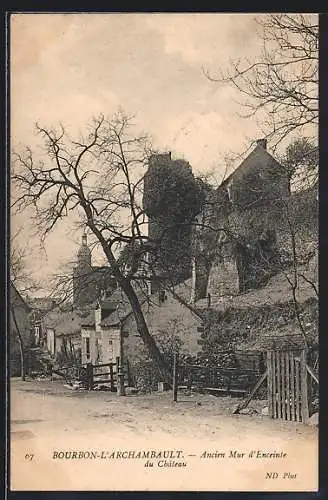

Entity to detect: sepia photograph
[9,12,318,491]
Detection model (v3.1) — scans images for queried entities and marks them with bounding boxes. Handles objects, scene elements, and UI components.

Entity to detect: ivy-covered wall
[143,153,205,290]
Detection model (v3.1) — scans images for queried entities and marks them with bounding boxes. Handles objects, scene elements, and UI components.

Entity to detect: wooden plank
[93,371,112,376]
[272,350,277,418]
[202,387,229,394]
[276,351,282,418]
[93,378,116,384]
[295,356,301,422]
[230,389,248,396]
[173,352,179,402]
[233,371,267,414]
[300,349,309,424]
[93,362,116,369]
[267,351,273,418]
[285,351,291,421]
[86,363,93,390]
[281,351,286,420]
[109,364,114,391]
[182,364,258,375]
[290,352,296,421]
[306,364,319,385]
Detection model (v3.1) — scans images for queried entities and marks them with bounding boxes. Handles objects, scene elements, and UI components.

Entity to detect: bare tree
[278,136,318,191]
[10,231,36,380]
[205,14,318,150]
[10,290,28,381]
[10,228,39,293]
[12,111,172,383]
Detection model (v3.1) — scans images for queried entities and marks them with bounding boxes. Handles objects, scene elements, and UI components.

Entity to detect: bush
[131,361,161,393]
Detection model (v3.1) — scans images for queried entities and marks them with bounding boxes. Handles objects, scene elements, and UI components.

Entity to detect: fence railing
[173,355,262,399]
[52,358,131,391]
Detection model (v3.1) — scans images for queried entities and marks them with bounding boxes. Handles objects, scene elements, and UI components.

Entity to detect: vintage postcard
[9,12,319,491]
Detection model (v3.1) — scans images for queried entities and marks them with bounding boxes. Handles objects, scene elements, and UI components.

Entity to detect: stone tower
[143,152,200,293]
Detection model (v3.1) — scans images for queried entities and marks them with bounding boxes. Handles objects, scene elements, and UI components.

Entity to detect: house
[122,283,202,366]
[26,296,57,347]
[192,139,291,300]
[80,281,203,370]
[10,283,32,375]
[80,298,120,365]
[43,308,83,363]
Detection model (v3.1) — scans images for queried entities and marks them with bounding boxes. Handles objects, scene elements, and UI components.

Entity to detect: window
[95,339,102,364]
[34,326,40,345]
[108,339,114,361]
[85,337,90,360]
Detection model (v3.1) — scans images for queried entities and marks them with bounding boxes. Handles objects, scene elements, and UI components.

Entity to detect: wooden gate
[267,349,309,423]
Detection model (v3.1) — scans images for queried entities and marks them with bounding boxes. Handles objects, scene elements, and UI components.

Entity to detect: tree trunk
[120,278,172,384]
[11,307,26,381]
[87,222,172,384]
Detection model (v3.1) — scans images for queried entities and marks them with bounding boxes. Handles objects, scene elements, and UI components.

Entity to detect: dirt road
[10,378,318,492]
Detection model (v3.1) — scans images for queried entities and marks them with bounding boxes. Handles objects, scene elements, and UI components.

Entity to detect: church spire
[77,231,91,266]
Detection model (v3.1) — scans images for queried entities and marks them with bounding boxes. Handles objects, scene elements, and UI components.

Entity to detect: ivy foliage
[143,155,205,224]
[142,154,206,280]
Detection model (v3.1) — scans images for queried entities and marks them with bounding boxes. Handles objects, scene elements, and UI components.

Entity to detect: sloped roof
[80,310,95,328]
[27,296,57,312]
[222,142,284,187]
[101,310,121,327]
[43,308,82,336]
[98,299,117,312]
[79,284,148,328]
[108,285,148,315]
[100,279,198,327]
[10,283,31,312]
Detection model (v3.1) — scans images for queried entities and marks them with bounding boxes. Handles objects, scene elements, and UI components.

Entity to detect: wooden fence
[52,357,131,391]
[266,348,318,423]
[174,358,262,398]
[173,348,318,425]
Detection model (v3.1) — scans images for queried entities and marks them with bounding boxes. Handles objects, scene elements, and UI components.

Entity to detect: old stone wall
[193,178,317,300]
[122,291,202,367]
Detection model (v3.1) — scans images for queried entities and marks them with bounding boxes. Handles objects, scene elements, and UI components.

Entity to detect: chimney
[256,139,267,150]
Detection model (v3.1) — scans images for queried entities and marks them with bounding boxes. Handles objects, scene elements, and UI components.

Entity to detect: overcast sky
[11,13,278,288]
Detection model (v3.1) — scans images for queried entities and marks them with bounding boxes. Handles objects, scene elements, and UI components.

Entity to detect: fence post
[300,349,309,423]
[86,362,93,391]
[109,363,114,392]
[126,358,131,386]
[267,351,273,418]
[116,356,120,391]
[116,356,125,396]
[173,352,179,402]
